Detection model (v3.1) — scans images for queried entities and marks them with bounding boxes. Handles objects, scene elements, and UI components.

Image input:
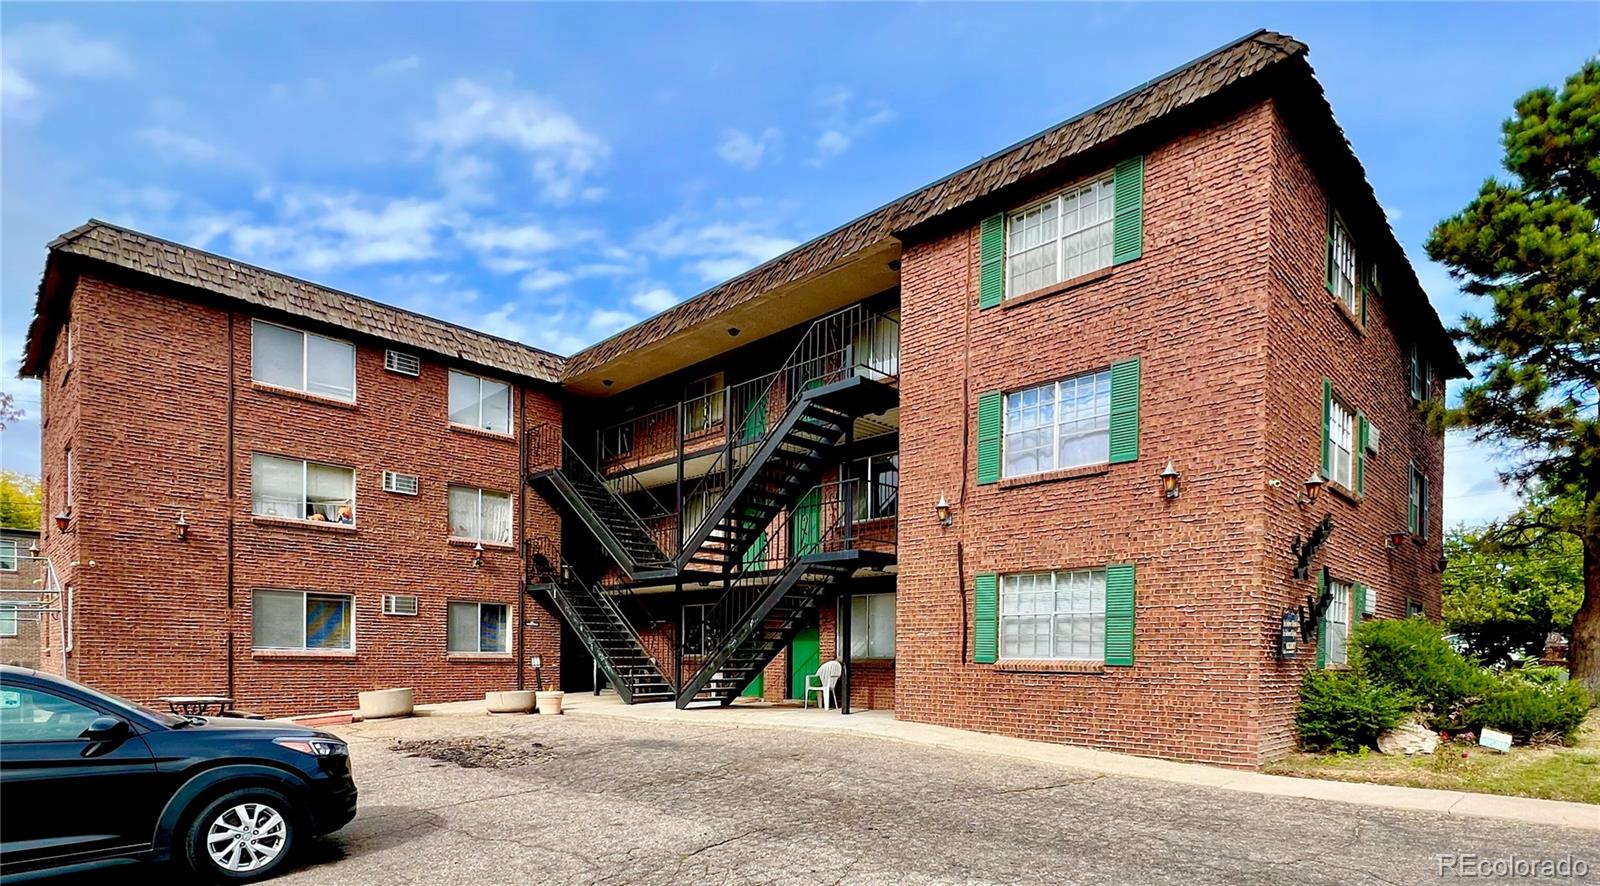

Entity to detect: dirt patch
[391,737,554,769]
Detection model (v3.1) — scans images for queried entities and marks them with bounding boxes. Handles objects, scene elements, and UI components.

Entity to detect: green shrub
[1509,663,1570,686]
[1464,672,1592,744]
[1296,669,1414,753]
[1351,618,1492,728]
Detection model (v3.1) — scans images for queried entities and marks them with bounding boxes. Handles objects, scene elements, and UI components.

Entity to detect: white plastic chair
[803,660,843,710]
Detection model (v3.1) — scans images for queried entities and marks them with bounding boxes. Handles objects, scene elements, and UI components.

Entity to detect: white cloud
[717,127,780,169]
[809,87,893,166]
[139,126,228,165]
[587,307,638,335]
[1442,432,1523,528]
[2,22,131,121]
[630,288,676,313]
[371,55,421,76]
[458,222,562,255]
[519,268,573,293]
[639,214,797,282]
[418,78,609,203]
[227,192,453,273]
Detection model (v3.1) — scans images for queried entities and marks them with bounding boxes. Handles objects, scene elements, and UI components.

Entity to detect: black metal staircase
[526,428,676,580]
[676,480,895,708]
[526,538,675,704]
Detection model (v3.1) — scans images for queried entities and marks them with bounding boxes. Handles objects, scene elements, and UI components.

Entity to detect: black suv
[0,666,357,883]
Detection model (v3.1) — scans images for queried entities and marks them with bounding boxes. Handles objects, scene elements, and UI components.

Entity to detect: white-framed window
[849,593,895,659]
[1330,214,1359,316]
[1000,569,1106,661]
[65,321,74,366]
[383,471,420,496]
[1325,579,1352,667]
[1327,398,1356,489]
[1007,172,1116,296]
[447,601,508,653]
[382,594,419,616]
[251,319,356,401]
[684,373,726,434]
[682,603,713,656]
[252,454,356,524]
[384,349,420,377]
[844,453,899,520]
[448,485,512,543]
[64,447,73,508]
[1003,370,1111,478]
[0,539,17,572]
[1409,466,1430,538]
[448,370,512,435]
[1406,598,1425,619]
[252,589,353,651]
[0,604,17,638]
[851,308,900,378]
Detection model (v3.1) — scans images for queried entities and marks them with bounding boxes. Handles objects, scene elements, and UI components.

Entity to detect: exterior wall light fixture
[175,513,189,541]
[935,494,952,526]
[1159,460,1181,499]
[54,510,71,531]
[1385,530,1412,550]
[471,541,485,568]
[1296,473,1325,507]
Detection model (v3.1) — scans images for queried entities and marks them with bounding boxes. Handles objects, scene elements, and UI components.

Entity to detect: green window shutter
[1104,563,1136,666]
[1355,413,1369,496]
[1315,567,1328,668]
[976,391,1003,485]
[1324,204,1337,295]
[1320,378,1333,477]
[973,573,998,664]
[1420,473,1430,539]
[1410,343,1422,400]
[1352,582,1366,631]
[1407,463,1420,534]
[1108,357,1142,464]
[1359,261,1372,325]
[1112,156,1145,265]
[978,213,1005,309]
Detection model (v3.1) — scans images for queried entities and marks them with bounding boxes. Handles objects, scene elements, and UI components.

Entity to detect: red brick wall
[1257,104,1446,761]
[896,101,1280,767]
[39,272,562,716]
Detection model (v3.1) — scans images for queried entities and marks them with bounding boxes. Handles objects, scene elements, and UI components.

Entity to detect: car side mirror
[81,716,130,742]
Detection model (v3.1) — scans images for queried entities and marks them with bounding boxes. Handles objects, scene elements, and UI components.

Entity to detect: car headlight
[274,736,349,757]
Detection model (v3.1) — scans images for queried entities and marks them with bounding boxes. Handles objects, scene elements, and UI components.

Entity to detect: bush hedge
[1350,617,1492,729]
[1464,672,1591,743]
[1295,669,1413,753]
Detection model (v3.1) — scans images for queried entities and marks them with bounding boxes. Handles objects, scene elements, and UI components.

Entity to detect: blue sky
[1,3,1594,527]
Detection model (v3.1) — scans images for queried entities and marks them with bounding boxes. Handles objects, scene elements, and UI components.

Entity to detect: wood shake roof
[21,221,564,382]
[561,29,1311,380]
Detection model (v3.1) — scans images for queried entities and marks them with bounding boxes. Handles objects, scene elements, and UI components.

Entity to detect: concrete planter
[485,690,536,714]
[357,687,413,719]
[536,690,565,715]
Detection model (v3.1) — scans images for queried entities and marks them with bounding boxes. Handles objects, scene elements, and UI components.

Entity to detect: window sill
[251,382,357,410]
[1329,294,1366,336]
[998,464,1111,489]
[850,657,895,665]
[1001,266,1114,311]
[448,423,516,442]
[1326,482,1363,505]
[251,515,358,534]
[252,649,358,661]
[446,652,514,662]
[994,659,1106,674]
[447,536,514,551]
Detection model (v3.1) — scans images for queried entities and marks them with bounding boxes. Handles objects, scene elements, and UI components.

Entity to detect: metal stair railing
[526,426,675,573]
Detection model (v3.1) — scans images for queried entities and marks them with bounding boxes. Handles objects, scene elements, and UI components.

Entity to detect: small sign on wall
[1478,727,1513,753]
[1279,610,1299,659]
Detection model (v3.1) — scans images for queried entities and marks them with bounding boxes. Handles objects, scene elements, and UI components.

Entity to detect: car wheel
[183,787,299,883]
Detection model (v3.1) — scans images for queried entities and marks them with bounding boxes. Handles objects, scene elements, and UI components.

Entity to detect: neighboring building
[0,528,46,668]
[20,31,1461,765]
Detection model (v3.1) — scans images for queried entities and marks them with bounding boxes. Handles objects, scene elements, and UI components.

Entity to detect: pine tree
[1426,59,1600,693]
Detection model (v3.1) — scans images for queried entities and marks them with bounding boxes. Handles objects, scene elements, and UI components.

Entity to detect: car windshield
[46,673,188,728]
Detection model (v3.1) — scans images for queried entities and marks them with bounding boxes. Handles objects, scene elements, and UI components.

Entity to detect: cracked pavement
[62,709,1600,884]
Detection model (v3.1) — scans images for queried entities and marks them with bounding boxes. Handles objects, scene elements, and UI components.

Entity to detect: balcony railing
[595,303,899,470]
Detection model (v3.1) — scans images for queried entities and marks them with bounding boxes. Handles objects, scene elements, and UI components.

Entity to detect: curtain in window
[305,594,352,649]
[251,455,303,518]
[850,593,897,658]
[251,322,303,389]
[447,602,479,652]
[479,604,508,653]
[481,491,513,543]
[307,463,354,521]
[449,487,479,538]
[253,589,305,649]
[305,334,355,400]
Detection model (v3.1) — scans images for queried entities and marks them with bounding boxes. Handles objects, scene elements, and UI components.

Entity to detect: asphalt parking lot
[241,710,1598,886]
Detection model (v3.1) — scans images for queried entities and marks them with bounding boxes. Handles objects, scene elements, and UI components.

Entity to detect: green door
[791,488,822,556]
[740,395,768,443]
[741,671,764,698]
[789,625,820,699]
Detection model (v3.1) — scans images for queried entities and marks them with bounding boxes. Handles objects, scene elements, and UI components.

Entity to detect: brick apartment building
[20,31,1460,766]
[0,528,47,669]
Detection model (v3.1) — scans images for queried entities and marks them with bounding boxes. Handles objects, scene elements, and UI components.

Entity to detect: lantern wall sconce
[27,541,40,557]
[1158,460,1181,499]
[54,510,72,531]
[471,541,485,568]
[1385,530,1412,550]
[175,513,190,541]
[935,494,953,526]
[1296,473,1325,507]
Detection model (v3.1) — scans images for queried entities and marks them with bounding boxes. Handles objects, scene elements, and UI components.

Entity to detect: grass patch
[1265,710,1600,805]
